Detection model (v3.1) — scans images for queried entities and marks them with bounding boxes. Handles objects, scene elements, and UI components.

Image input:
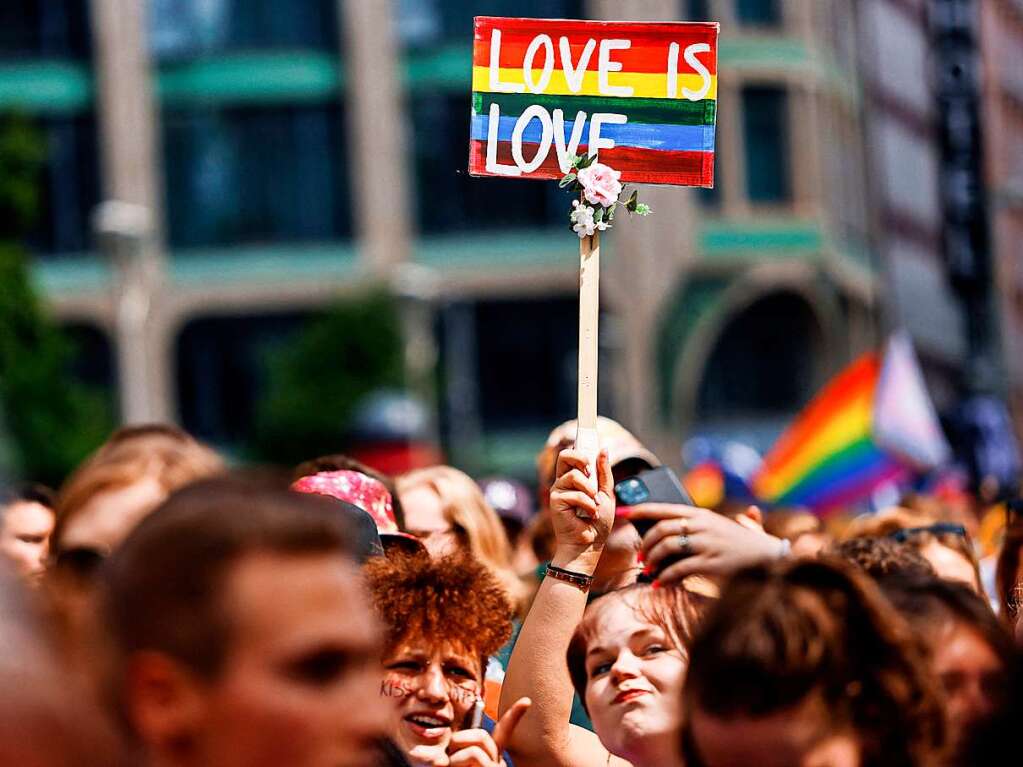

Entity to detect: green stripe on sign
[471,92,716,126]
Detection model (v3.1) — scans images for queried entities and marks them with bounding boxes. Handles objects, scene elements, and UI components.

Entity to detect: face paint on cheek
[380,676,415,701]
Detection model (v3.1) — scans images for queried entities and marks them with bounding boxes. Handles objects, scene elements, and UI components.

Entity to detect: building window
[696,292,820,419]
[440,297,579,434]
[148,0,338,60]
[410,94,571,233]
[0,1,91,59]
[742,86,790,203]
[735,0,781,26]
[30,115,101,256]
[683,0,712,21]
[176,313,310,447]
[162,105,352,248]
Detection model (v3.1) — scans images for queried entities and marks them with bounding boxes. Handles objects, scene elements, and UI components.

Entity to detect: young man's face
[171,551,389,767]
[0,501,54,579]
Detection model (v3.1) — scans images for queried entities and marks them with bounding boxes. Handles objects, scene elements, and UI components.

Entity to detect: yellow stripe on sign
[471,66,718,101]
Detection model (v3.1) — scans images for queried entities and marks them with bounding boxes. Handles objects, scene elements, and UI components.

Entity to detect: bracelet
[545,563,594,590]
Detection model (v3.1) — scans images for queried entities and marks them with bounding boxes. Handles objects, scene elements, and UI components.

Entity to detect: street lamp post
[93,200,161,425]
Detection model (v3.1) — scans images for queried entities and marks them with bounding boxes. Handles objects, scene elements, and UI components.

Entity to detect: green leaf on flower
[575,153,595,169]
[624,190,639,212]
[558,173,577,188]
[594,207,604,223]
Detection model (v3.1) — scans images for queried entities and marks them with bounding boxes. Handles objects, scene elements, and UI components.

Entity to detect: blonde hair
[53,424,224,551]
[397,465,527,614]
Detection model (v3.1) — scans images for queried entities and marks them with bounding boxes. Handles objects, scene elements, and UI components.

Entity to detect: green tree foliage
[0,115,113,485]
[251,289,405,465]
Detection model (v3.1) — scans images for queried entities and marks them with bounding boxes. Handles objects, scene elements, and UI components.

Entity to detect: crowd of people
[0,416,1021,766]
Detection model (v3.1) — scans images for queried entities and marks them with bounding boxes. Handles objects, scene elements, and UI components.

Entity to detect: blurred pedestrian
[844,507,983,593]
[0,562,124,766]
[881,574,1014,760]
[762,507,831,557]
[397,465,526,614]
[681,559,947,767]
[51,423,223,566]
[479,476,537,574]
[99,475,391,767]
[294,452,406,529]
[0,482,54,581]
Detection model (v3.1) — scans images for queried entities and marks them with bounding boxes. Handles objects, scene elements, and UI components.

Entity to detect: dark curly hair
[830,536,936,581]
[363,548,513,669]
[681,558,947,767]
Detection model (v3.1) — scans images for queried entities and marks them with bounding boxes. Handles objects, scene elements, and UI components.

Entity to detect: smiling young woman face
[581,590,687,762]
[382,640,482,762]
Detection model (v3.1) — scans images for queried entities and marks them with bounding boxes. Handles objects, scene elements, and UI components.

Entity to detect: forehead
[585,592,660,647]
[2,502,53,530]
[932,623,1003,671]
[386,636,481,670]
[400,487,447,525]
[223,551,376,653]
[919,540,978,589]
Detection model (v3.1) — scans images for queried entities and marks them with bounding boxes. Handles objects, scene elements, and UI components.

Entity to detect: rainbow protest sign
[469,17,718,187]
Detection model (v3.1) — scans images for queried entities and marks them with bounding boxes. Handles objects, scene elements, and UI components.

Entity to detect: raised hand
[549,448,615,573]
[445,697,531,767]
[626,503,786,583]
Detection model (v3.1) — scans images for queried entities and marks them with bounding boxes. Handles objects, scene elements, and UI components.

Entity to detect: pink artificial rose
[577,163,622,207]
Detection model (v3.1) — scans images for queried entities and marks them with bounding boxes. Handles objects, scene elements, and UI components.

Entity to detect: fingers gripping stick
[573,426,600,519]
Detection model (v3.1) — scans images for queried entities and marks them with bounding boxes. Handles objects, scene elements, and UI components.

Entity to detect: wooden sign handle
[575,231,600,463]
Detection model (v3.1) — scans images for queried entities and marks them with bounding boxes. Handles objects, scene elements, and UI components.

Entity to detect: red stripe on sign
[472,28,718,75]
[468,140,715,187]
[473,16,719,43]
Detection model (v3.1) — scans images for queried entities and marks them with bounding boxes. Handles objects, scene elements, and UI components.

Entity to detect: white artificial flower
[570,200,596,238]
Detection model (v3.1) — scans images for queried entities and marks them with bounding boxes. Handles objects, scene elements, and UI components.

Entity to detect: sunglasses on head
[888,523,967,544]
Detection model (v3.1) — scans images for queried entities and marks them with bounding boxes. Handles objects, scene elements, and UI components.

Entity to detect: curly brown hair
[363,549,513,668]
[681,558,947,767]
[830,536,936,581]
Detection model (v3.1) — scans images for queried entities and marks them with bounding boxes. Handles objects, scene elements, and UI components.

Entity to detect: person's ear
[124,651,208,757]
[736,505,763,530]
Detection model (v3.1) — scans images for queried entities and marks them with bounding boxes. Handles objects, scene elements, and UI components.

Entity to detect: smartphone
[614,467,694,539]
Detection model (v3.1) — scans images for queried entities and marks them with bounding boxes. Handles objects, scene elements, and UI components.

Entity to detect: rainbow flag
[752,353,909,515]
[469,17,718,186]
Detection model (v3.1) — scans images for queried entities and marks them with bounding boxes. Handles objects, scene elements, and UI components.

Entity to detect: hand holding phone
[614,467,695,579]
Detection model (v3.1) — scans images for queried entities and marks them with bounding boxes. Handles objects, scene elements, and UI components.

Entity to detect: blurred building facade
[5,0,1012,475]
[980,0,1023,431]
[857,0,965,408]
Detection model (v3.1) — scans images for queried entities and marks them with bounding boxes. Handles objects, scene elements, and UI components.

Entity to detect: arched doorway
[692,291,826,450]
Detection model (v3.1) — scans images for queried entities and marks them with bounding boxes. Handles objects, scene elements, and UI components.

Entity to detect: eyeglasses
[888,523,967,543]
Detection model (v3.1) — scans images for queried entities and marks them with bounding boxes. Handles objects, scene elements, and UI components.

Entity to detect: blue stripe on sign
[469,113,716,152]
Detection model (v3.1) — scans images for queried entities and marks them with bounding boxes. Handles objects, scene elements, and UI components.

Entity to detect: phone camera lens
[620,478,648,505]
